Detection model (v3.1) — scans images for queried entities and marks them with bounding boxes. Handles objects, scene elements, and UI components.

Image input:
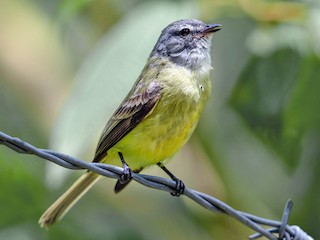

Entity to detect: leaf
[284,55,320,137]
[230,48,320,169]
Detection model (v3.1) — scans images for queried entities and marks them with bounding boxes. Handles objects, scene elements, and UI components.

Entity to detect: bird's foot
[157,162,185,197]
[170,177,185,196]
[118,152,133,184]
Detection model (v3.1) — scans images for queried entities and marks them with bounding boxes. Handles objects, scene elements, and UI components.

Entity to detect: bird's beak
[201,24,222,36]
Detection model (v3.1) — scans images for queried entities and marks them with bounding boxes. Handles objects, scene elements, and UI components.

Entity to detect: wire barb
[0,131,314,240]
[279,199,293,239]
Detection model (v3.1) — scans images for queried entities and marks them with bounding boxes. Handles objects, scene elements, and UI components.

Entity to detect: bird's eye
[179,28,190,36]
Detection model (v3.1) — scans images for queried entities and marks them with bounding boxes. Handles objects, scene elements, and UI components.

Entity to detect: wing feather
[93,80,161,162]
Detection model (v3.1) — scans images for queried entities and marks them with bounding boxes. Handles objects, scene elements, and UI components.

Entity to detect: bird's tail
[39,171,100,228]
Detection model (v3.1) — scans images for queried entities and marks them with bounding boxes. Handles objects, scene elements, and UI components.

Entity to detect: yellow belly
[107,106,200,170]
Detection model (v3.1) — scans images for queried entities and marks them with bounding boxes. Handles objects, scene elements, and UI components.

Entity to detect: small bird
[39,19,221,228]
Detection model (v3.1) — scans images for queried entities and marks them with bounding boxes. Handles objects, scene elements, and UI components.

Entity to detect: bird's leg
[157,162,185,196]
[118,152,132,184]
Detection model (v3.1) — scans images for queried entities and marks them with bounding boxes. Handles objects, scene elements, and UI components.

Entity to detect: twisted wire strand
[0,131,314,240]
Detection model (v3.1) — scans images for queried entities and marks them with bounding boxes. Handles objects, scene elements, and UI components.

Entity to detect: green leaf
[284,54,320,137]
[230,48,320,169]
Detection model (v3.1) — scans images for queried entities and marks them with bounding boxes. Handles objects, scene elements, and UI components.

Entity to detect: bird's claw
[170,178,185,197]
[119,165,132,184]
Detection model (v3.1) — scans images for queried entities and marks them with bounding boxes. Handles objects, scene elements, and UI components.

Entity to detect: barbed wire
[0,131,314,240]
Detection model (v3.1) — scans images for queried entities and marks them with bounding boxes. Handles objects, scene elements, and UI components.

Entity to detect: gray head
[150,19,221,71]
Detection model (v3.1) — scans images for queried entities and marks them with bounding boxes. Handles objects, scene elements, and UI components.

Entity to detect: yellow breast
[108,63,211,170]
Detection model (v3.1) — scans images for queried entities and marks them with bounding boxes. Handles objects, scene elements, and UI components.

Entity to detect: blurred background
[0,0,319,239]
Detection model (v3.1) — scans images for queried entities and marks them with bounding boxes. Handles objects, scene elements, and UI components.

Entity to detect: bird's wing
[93,80,162,162]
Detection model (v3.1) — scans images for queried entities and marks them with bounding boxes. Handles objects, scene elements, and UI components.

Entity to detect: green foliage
[230,48,320,169]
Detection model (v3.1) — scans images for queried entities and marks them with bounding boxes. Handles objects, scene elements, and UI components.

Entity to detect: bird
[39,18,221,228]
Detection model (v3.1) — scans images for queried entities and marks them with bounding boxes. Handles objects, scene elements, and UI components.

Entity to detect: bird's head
[151,19,221,71]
